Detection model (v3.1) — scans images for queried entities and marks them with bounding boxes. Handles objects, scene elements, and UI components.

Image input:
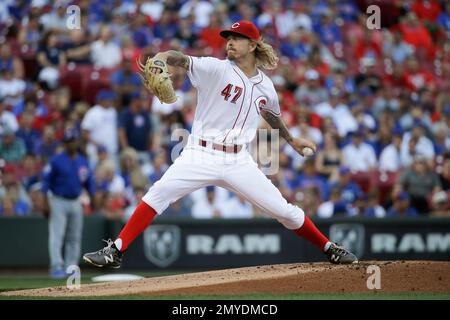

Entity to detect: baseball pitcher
[83,21,358,268]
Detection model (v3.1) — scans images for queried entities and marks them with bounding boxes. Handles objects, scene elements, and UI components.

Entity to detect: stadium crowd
[0,0,449,220]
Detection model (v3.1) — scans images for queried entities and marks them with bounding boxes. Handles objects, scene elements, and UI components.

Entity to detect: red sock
[294,215,330,252]
[115,201,157,252]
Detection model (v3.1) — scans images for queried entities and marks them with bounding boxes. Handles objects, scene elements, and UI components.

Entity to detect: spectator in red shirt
[398,12,435,59]
[354,29,382,60]
[403,57,435,92]
[411,0,442,23]
[199,15,226,53]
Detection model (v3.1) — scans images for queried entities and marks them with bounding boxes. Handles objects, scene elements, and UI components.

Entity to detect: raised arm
[260,110,317,157]
[154,50,190,70]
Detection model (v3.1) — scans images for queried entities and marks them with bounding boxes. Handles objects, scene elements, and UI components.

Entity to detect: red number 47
[221,84,243,104]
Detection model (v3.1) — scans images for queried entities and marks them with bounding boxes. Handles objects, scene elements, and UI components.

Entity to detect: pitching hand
[290,138,317,157]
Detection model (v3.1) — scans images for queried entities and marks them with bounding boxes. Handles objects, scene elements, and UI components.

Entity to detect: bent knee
[275,204,305,230]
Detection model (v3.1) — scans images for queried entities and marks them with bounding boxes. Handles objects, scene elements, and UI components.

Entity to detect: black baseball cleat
[325,243,359,264]
[83,239,123,268]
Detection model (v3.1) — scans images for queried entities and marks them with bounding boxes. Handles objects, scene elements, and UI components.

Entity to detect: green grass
[1,273,449,300]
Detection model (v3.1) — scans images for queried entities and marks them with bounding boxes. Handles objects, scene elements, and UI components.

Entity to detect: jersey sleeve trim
[187,55,197,88]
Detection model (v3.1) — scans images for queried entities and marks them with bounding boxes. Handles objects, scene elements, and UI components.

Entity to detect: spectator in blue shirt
[118,91,152,157]
[387,192,419,217]
[42,129,95,279]
[111,59,142,106]
[294,158,329,200]
[326,166,363,204]
[313,10,342,46]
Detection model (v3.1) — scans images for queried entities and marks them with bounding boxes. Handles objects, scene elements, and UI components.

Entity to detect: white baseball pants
[142,142,305,230]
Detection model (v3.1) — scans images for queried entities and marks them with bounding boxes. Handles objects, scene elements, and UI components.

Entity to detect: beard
[226,49,237,60]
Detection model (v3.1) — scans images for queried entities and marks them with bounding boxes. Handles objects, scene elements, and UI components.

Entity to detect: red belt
[198,139,242,154]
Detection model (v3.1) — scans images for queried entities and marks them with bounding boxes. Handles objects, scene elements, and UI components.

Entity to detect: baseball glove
[137,56,177,104]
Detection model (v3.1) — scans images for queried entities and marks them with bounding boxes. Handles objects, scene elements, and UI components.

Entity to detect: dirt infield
[2,261,449,297]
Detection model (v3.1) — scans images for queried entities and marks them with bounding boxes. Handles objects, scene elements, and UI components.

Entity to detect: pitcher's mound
[2,261,449,297]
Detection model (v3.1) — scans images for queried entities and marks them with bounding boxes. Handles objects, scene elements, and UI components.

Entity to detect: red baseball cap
[219,21,261,41]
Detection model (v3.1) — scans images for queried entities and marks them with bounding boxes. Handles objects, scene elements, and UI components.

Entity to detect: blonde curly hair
[254,39,279,70]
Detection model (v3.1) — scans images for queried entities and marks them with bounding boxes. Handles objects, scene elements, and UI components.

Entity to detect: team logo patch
[78,166,89,183]
[143,225,181,268]
[231,22,240,29]
[254,96,268,111]
[329,223,365,258]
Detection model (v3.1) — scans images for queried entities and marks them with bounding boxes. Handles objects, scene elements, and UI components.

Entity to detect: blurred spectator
[342,129,377,173]
[313,9,342,46]
[33,125,60,161]
[0,42,25,79]
[94,159,126,219]
[91,26,122,69]
[174,18,199,48]
[295,69,328,109]
[295,186,322,217]
[354,57,382,94]
[221,194,254,219]
[315,132,343,181]
[0,163,32,216]
[18,13,42,52]
[292,158,328,200]
[199,15,226,52]
[317,186,352,218]
[111,59,142,106]
[153,9,178,40]
[139,0,164,22]
[438,154,450,191]
[383,30,414,64]
[437,2,450,37]
[119,147,148,194]
[191,186,225,219]
[397,12,435,59]
[63,30,92,65]
[0,96,19,135]
[397,155,442,214]
[280,30,309,60]
[430,191,450,217]
[363,191,386,218]
[39,0,69,33]
[354,29,382,61]
[0,128,26,163]
[16,111,41,154]
[400,120,435,165]
[402,57,435,92]
[147,149,169,183]
[291,114,323,145]
[314,88,358,138]
[379,127,404,172]
[0,68,26,108]
[81,90,119,162]
[37,31,66,90]
[129,12,154,49]
[387,192,419,217]
[118,91,152,156]
[164,198,193,217]
[411,0,442,23]
[326,166,363,204]
[179,0,214,29]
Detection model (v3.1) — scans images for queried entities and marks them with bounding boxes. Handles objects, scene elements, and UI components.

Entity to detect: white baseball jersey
[187,56,280,145]
[141,56,305,232]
